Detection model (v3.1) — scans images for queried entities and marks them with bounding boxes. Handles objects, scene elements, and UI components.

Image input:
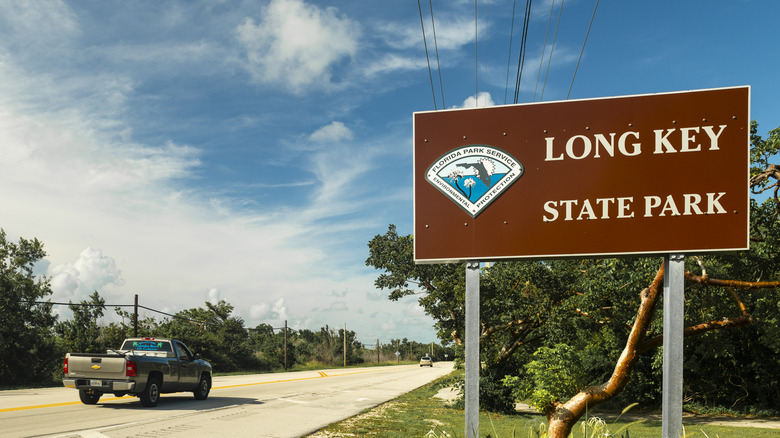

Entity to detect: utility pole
[343,323,347,367]
[376,339,380,363]
[133,294,138,337]
[284,320,288,371]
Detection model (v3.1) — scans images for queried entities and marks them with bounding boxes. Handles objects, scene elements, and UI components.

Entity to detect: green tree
[101,307,161,348]
[0,229,59,386]
[249,323,293,369]
[56,291,106,353]
[159,300,258,372]
[336,327,364,366]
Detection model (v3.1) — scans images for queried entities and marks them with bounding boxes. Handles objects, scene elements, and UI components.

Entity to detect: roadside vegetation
[309,371,780,438]
[0,237,451,389]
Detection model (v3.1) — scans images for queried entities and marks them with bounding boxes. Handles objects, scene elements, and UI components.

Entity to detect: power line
[418,0,437,110]
[533,0,555,101]
[540,0,565,101]
[475,0,478,105]
[504,0,518,104]
[33,300,210,325]
[429,0,445,109]
[514,0,533,104]
[484,0,490,107]
[568,0,599,99]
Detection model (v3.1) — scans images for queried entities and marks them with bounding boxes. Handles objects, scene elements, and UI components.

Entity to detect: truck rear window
[121,340,172,352]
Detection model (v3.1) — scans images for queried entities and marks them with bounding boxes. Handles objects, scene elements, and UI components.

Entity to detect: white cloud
[250,303,271,320]
[453,91,496,109]
[324,301,349,312]
[309,121,353,143]
[0,1,79,51]
[404,301,427,318]
[235,0,359,94]
[382,16,475,51]
[207,288,221,304]
[48,247,124,302]
[362,54,426,78]
[272,298,290,321]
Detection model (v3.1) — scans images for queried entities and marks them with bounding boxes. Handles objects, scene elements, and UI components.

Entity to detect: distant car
[420,356,433,367]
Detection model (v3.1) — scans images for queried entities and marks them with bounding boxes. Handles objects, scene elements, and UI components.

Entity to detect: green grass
[306,371,780,438]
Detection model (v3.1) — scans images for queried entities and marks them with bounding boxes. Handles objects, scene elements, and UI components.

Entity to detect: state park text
[540,122,733,222]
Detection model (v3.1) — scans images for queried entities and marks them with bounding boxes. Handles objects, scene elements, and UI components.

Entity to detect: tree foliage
[0,229,59,386]
[56,291,106,354]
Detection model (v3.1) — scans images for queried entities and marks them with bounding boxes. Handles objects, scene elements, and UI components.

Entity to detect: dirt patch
[432,387,459,405]
[432,387,780,430]
[307,401,406,437]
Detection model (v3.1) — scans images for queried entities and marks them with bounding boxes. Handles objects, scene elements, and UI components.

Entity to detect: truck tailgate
[67,354,127,379]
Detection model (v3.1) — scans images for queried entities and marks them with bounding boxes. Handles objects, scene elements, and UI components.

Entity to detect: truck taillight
[63,357,68,375]
[126,360,137,377]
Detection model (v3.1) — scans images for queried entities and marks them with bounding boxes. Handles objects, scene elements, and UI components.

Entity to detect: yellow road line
[0,395,131,413]
[0,365,417,413]
[213,365,413,389]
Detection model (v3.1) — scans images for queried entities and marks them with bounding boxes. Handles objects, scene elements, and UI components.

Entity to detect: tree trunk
[545,265,666,438]
[543,266,780,438]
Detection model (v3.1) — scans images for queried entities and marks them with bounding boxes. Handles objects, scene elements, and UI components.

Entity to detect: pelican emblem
[425,145,523,217]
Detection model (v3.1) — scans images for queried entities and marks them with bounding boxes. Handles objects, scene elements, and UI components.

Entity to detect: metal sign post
[465,261,480,438]
[662,254,685,438]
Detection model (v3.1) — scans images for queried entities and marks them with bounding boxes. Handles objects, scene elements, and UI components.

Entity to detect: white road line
[277,397,308,404]
[77,432,111,438]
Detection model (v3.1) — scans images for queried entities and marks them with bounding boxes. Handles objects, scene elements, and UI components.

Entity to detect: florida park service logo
[426,145,524,217]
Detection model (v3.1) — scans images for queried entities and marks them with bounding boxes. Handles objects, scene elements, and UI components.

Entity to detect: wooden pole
[284,320,288,371]
[133,294,138,337]
[343,323,347,367]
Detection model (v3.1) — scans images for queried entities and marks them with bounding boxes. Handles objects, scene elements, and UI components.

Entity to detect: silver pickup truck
[63,337,212,407]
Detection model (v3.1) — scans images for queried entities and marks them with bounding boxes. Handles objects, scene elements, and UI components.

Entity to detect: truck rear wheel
[79,389,101,405]
[193,373,211,400]
[139,378,161,407]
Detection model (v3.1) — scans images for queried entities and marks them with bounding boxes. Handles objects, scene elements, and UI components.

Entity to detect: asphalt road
[0,362,454,437]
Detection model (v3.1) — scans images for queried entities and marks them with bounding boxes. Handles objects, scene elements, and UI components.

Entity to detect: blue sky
[1,0,778,345]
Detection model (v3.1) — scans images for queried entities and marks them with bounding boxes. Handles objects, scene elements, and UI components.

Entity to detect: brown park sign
[413,86,750,263]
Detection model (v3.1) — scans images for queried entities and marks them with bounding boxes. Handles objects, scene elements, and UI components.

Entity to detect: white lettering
[654,129,677,154]
[644,196,661,217]
[707,192,726,214]
[545,137,564,161]
[560,199,578,221]
[593,133,615,158]
[679,126,701,152]
[660,195,681,216]
[566,135,592,160]
[542,197,634,222]
[645,192,727,217]
[617,197,634,218]
[595,198,615,219]
[683,193,703,215]
[577,199,597,220]
[618,131,642,156]
[702,125,727,151]
[543,201,559,222]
